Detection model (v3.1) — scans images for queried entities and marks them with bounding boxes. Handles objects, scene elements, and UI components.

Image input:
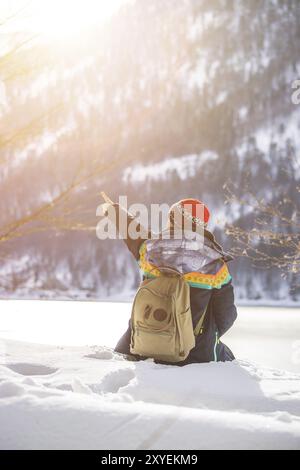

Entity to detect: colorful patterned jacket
[139,228,233,290]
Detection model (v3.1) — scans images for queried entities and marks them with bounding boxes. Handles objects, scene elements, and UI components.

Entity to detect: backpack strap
[193,305,208,336]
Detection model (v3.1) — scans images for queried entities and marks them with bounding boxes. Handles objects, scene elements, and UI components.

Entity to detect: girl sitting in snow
[101,196,237,365]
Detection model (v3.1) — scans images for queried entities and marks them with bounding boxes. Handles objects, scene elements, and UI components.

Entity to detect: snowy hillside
[0,300,300,450]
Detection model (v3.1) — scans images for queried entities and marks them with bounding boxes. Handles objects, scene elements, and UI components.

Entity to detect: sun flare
[2,0,127,40]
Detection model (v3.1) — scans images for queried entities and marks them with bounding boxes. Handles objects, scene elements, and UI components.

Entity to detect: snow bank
[0,339,300,450]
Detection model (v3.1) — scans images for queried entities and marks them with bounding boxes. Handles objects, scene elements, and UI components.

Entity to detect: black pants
[217,341,235,362]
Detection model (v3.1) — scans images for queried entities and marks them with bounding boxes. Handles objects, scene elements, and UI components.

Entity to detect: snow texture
[0,300,300,450]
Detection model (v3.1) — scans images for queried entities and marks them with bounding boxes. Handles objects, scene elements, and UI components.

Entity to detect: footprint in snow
[5,363,58,376]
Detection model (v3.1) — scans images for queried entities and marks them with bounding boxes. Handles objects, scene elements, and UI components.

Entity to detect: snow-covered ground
[0,300,300,450]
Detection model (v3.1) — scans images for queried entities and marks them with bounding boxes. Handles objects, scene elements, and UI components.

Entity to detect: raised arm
[100,194,150,260]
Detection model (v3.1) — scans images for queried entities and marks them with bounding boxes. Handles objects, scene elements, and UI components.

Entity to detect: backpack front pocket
[131,325,176,358]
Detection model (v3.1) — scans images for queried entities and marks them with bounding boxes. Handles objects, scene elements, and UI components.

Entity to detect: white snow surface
[0,300,300,450]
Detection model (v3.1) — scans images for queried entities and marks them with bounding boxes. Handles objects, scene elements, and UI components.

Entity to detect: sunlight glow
[1,0,127,39]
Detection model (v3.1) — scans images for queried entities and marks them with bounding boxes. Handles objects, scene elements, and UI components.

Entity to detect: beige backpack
[130,267,202,363]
